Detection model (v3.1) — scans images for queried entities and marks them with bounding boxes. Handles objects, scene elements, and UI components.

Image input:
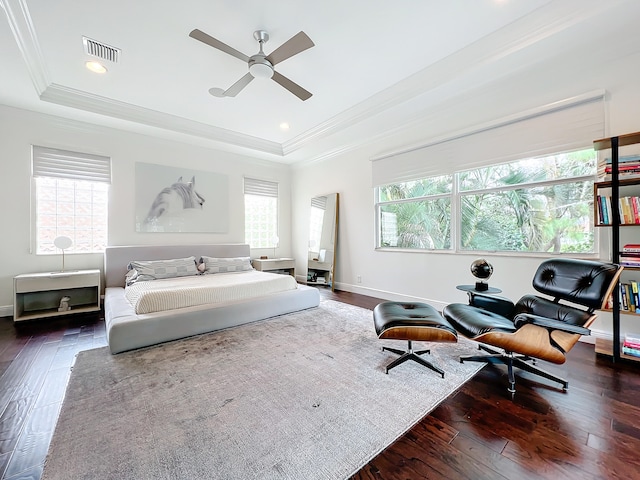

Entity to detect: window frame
[243,177,279,250]
[31,146,111,255]
[375,151,599,257]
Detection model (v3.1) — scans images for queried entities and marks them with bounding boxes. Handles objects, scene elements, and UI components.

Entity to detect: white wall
[0,105,292,311]
[292,48,640,341]
[2,41,639,343]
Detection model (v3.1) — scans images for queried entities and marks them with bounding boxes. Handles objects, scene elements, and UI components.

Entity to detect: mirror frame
[307,193,339,291]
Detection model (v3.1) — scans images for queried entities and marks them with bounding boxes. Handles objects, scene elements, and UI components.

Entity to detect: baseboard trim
[334,282,447,312]
[0,305,13,318]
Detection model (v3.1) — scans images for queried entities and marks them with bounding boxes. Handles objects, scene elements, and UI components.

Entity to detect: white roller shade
[32,146,111,183]
[371,91,605,187]
[244,177,278,197]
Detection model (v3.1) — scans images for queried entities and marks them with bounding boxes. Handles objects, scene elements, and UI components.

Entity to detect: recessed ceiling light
[85,61,107,74]
[280,122,290,131]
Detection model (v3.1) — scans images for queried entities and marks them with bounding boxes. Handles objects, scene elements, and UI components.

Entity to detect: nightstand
[13,269,101,322]
[251,258,295,277]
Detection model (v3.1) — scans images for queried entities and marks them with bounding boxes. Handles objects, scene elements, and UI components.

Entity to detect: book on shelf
[623,244,640,253]
[603,173,640,181]
[609,283,640,312]
[620,283,628,310]
[623,333,640,357]
[601,154,640,165]
[622,345,640,358]
[594,195,640,224]
[627,283,636,312]
[624,332,640,344]
[620,259,640,267]
[631,281,639,307]
[599,154,640,180]
[624,340,640,350]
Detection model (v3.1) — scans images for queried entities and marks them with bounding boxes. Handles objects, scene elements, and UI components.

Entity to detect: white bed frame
[104,244,320,354]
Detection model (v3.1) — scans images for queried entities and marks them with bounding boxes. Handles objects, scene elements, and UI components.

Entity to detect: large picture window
[375,149,596,254]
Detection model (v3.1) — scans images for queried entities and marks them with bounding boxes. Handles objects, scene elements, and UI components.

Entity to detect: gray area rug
[42,300,483,480]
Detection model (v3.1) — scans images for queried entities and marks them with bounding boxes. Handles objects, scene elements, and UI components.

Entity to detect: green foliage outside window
[376,149,596,254]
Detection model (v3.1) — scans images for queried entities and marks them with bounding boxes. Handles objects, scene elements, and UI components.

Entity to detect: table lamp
[54,236,72,271]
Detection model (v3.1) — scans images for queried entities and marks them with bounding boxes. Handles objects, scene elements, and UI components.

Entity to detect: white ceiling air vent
[82,36,120,63]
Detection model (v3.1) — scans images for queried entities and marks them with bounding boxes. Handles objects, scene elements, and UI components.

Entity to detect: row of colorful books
[623,333,640,358]
[605,280,640,312]
[595,195,640,225]
[599,154,640,181]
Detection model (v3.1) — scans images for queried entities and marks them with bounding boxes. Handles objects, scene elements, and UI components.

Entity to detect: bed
[104,244,320,354]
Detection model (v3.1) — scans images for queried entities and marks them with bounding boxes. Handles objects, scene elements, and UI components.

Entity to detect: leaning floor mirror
[307,193,339,290]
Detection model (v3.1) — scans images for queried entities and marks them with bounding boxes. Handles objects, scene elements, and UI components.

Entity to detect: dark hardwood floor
[0,289,639,479]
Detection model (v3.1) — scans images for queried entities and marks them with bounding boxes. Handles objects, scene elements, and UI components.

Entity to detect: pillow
[199,256,253,274]
[126,256,198,284]
[125,269,139,287]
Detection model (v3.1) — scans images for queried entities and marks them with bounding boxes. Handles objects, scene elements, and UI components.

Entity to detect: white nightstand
[13,269,101,322]
[251,258,295,277]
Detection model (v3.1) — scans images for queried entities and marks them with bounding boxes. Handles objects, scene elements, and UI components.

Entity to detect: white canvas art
[135,162,229,233]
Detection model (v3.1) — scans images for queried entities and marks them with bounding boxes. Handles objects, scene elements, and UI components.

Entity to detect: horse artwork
[140,176,208,232]
[135,162,229,233]
[144,176,205,224]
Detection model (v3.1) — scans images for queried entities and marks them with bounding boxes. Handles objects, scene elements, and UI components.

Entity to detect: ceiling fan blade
[189,29,250,63]
[223,73,254,97]
[266,31,314,66]
[272,71,312,101]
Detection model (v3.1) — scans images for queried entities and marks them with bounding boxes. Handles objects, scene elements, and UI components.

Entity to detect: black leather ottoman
[373,302,458,377]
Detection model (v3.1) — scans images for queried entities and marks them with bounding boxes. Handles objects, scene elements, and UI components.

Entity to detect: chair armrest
[468,292,515,318]
[513,313,591,336]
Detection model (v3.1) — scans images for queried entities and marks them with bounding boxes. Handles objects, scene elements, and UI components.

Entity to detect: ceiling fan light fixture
[248,58,274,79]
[189,28,313,99]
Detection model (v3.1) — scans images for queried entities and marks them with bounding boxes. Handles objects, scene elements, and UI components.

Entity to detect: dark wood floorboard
[0,288,638,479]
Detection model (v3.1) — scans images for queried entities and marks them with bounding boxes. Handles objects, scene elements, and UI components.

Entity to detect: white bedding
[125,270,298,314]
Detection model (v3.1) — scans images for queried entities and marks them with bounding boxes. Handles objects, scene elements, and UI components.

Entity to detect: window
[371,92,604,255]
[33,146,110,254]
[375,149,596,254]
[377,175,452,249]
[244,177,278,249]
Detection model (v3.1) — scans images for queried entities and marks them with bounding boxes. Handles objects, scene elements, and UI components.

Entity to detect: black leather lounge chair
[442,258,622,393]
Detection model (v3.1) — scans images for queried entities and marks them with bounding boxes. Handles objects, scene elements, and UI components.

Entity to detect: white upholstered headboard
[104,244,251,288]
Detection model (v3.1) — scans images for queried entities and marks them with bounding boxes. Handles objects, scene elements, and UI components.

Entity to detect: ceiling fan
[189,28,315,101]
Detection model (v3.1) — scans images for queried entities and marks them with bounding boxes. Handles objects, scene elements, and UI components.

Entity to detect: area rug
[42,300,483,480]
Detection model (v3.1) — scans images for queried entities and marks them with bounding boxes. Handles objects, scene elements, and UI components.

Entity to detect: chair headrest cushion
[532,258,621,310]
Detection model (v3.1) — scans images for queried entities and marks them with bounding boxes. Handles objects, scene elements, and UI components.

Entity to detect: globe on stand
[470,258,493,291]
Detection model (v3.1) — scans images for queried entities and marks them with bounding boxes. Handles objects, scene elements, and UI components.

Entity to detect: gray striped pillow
[127,256,198,284]
[199,256,253,274]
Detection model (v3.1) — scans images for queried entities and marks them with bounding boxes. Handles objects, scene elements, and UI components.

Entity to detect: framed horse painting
[135,162,229,233]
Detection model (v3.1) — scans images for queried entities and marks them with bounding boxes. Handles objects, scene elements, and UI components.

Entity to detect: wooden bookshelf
[593,131,640,361]
[595,337,640,362]
[594,132,640,151]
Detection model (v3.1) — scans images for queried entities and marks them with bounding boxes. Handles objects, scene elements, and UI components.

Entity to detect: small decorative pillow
[125,269,139,286]
[126,256,198,284]
[199,256,253,274]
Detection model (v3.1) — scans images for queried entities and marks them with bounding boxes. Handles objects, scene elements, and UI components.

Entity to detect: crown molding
[2,0,49,93]
[3,0,618,162]
[282,0,614,158]
[40,83,284,156]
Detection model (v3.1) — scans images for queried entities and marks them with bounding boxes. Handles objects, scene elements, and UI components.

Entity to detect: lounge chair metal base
[382,340,445,378]
[460,344,568,393]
